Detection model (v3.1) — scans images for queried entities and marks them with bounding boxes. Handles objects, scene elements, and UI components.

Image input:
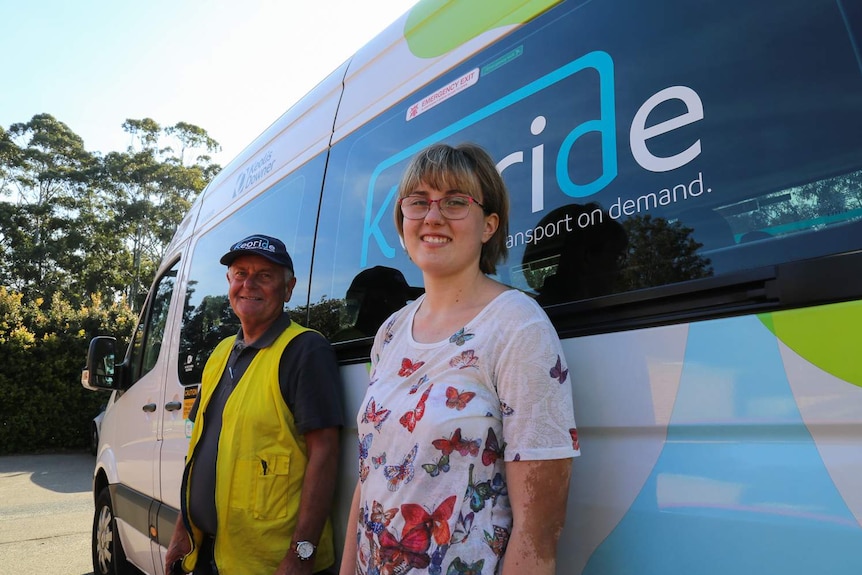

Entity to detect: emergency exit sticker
[406,68,479,121]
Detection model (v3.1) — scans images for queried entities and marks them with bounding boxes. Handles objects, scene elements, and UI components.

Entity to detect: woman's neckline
[407,288,515,345]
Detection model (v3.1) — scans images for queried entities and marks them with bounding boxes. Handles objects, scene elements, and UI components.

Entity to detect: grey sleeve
[188,393,201,422]
[279,331,345,435]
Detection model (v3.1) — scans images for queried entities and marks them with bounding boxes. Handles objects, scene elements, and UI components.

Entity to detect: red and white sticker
[406,68,480,121]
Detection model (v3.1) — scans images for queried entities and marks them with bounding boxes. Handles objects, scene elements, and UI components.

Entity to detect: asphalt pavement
[0,452,95,575]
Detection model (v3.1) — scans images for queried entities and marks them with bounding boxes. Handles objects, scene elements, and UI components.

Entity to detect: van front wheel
[93,487,136,575]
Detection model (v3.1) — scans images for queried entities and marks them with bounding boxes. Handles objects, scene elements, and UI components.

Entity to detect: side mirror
[84,336,121,391]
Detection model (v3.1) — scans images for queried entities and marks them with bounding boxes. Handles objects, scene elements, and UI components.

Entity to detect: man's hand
[277,425,340,575]
[165,515,192,573]
[273,550,315,575]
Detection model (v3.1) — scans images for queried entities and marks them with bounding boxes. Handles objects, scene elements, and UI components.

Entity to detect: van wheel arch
[93,487,137,575]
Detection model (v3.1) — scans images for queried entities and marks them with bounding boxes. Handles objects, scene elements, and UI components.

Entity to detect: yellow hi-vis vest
[181,321,335,574]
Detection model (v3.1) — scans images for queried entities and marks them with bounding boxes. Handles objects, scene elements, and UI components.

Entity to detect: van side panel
[566,305,862,574]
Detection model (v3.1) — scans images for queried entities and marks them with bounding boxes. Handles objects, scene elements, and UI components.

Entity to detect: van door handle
[142,403,157,413]
[165,401,182,412]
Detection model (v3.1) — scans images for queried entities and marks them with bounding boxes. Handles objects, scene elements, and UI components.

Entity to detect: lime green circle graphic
[404,0,561,58]
[759,300,862,387]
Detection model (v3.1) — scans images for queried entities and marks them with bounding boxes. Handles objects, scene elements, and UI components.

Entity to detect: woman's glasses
[399,195,487,220]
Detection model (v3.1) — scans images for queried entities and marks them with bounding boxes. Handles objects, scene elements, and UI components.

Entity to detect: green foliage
[0,113,219,454]
[0,114,221,310]
[620,215,712,289]
[0,288,135,455]
[291,296,344,341]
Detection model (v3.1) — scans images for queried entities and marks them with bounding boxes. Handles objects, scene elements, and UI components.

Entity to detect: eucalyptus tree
[103,119,220,309]
[2,114,96,301]
[0,114,220,308]
[620,214,712,290]
[0,126,22,196]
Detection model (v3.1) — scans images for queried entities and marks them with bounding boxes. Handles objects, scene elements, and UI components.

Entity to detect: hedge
[0,289,135,454]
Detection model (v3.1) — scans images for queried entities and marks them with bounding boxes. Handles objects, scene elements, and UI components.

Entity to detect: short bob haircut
[394,143,510,275]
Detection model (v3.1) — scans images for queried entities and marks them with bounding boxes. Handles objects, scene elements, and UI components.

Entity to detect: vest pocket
[254,454,291,520]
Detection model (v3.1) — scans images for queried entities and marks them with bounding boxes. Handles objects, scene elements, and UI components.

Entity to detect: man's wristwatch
[294,540,316,561]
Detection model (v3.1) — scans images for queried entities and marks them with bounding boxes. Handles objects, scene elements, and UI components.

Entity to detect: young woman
[340,143,579,575]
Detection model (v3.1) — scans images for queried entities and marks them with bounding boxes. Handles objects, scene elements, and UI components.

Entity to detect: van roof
[165,0,559,255]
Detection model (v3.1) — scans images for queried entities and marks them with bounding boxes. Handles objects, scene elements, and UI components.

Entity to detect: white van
[84,0,862,573]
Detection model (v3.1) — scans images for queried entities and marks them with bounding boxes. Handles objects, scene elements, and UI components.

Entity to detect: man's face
[227,254,295,330]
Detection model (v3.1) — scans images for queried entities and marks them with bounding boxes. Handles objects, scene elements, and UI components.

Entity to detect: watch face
[296,541,315,560]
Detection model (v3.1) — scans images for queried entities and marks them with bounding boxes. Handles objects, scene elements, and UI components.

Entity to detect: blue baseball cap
[220,234,294,272]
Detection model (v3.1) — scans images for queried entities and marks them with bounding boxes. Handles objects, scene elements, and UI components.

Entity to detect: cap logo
[221,234,292,271]
[233,238,275,253]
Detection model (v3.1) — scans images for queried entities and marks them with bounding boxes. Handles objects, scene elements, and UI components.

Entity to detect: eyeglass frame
[398,194,490,220]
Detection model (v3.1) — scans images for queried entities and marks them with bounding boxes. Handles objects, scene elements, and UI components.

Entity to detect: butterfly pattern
[383,444,418,492]
[481,427,505,467]
[357,290,577,575]
[421,453,450,477]
[408,373,429,394]
[465,464,507,512]
[432,428,480,458]
[399,384,433,432]
[449,327,475,346]
[447,557,485,575]
[367,500,398,535]
[359,433,374,461]
[401,494,456,546]
[445,386,475,410]
[449,349,479,370]
[358,433,373,460]
[549,354,569,384]
[570,427,580,451]
[399,357,425,377]
[450,511,475,544]
[362,397,391,432]
[483,525,510,557]
[359,433,373,483]
[428,543,449,575]
[378,524,431,573]
[382,318,396,346]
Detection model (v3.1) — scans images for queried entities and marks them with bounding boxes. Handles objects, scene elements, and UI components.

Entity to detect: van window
[314,0,862,332]
[128,261,178,383]
[177,154,325,386]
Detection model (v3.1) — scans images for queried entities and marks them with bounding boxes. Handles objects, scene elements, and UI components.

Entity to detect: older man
[166,234,343,575]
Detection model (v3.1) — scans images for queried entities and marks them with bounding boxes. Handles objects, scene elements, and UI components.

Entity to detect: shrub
[0,290,135,454]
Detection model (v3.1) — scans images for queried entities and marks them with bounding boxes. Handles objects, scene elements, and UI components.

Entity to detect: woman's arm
[339,480,362,575]
[501,458,573,575]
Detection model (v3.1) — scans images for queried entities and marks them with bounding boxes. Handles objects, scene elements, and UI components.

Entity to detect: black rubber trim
[108,482,181,550]
[154,501,181,548]
[109,483,153,540]
[332,250,862,363]
[546,250,862,338]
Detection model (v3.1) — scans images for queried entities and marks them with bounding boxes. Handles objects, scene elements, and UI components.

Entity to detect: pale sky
[0,0,417,166]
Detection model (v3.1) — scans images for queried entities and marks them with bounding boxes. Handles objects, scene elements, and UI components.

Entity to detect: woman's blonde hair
[394,143,509,275]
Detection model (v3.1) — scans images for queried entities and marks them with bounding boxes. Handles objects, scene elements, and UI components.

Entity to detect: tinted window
[177,154,325,386]
[314,0,862,326]
[128,261,178,384]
